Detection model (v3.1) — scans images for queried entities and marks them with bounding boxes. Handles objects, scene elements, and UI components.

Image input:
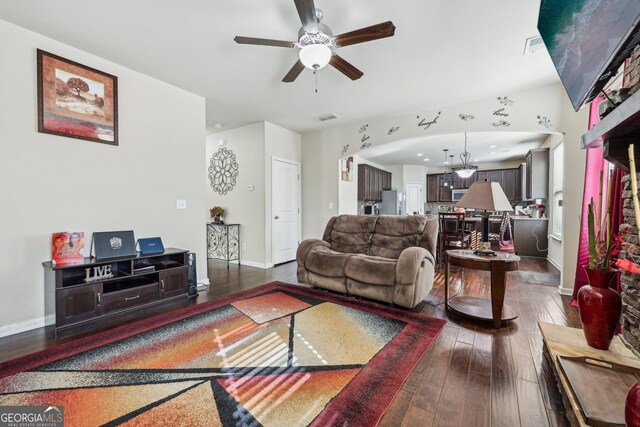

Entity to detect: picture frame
[37,49,118,145]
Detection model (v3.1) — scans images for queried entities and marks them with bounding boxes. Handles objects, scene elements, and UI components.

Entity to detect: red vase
[577,267,621,350]
[627,382,640,427]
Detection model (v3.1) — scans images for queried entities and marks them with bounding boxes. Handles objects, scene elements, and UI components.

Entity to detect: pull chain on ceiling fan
[234,0,396,83]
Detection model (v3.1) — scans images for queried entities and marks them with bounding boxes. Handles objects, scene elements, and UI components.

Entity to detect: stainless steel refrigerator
[379,190,402,215]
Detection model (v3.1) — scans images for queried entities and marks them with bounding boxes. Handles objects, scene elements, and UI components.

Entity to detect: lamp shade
[455,168,476,179]
[299,45,332,69]
[455,181,513,212]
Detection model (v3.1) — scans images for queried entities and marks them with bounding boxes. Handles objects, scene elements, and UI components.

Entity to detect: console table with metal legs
[444,249,520,328]
[206,223,240,268]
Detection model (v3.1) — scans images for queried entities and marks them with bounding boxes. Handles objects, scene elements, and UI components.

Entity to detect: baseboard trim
[547,257,562,272]
[0,316,49,338]
[239,260,273,269]
[558,286,573,296]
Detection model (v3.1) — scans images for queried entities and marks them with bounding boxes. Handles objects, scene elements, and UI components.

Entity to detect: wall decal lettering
[417,112,441,130]
[493,108,509,117]
[491,120,511,128]
[388,126,400,135]
[458,114,475,121]
[497,96,514,106]
[358,124,369,134]
[360,134,371,149]
[340,144,350,156]
[537,115,553,129]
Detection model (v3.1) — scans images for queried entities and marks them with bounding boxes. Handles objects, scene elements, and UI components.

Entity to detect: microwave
[452,189,467,201]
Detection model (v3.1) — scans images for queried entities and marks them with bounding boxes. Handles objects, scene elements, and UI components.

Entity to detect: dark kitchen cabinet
[439,176,452,202]
[525,148,549,200]
[502,169,518,201]
[358,164,392,202]
[490,170,503,184]
[476,171,490,183]
[427,174,439,202]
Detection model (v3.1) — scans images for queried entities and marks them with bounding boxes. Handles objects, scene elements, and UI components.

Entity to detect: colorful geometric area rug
[0,282,445,427]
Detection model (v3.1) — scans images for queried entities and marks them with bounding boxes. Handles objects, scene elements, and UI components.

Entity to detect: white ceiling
[359,132,548,167]
[0,0,560,133]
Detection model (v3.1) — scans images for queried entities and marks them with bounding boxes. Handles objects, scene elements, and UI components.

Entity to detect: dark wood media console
[43,248,189,336]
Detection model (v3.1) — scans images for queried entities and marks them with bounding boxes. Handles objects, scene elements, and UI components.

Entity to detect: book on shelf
[51,232,85,265]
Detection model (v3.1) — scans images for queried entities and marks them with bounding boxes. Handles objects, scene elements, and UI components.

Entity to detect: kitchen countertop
[512,217,548,221]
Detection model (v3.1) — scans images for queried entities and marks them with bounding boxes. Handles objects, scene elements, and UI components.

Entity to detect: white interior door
[406,182,422,215]
[272,158,300,264]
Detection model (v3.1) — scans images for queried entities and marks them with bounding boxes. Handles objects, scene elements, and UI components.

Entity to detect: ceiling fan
[234,0,396,83]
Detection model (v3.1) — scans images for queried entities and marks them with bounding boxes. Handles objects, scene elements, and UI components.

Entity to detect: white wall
[301,130,339,239]
[301,84,567,238]
[206,123,266,266]
[0,19,207,335]
[206,121,301,268]
[265,122,302,266]
[557,98,589,294]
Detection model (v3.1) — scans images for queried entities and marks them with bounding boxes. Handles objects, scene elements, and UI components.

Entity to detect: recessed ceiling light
[417,153,423,157]
[213,123,223,129]
[501,149,511,153]
[473,158,479,162]
[490,151,497,155]
[489,145,497,148]
[444,161,449,164]
[423,158,430,162]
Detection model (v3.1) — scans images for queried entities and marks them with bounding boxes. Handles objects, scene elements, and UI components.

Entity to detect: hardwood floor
[0,257,574,426]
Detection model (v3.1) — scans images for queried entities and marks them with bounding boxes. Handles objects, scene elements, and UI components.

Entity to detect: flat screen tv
[538,0,640,111]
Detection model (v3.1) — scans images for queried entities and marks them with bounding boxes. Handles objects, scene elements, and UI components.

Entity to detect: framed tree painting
[37,49,118,145]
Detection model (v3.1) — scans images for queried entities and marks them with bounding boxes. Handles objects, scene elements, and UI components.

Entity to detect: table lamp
[455,181,513,255]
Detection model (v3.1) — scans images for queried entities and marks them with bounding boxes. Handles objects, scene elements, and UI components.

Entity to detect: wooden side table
[445,249,520,328]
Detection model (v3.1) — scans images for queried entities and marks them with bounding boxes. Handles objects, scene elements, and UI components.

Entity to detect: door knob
[275,216,280,219]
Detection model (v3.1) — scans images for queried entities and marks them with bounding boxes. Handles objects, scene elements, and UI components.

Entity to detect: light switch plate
[176,199,187,209]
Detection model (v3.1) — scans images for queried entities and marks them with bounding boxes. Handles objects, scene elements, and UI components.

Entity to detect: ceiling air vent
[313,113,339,122]
[524,35,545,55]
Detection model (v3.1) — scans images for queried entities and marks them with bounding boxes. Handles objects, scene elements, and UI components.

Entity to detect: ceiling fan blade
[330,55,363,80]
[283,60,306,82]
[294,0,319,34]
[334,21,396,47]
[234,36,295,48]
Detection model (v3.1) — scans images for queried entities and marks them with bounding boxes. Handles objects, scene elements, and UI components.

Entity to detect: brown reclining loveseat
[296,214,439,308]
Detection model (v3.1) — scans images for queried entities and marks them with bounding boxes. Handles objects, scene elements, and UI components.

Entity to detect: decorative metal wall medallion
[458,114,475,121]
[497,96,514,106]
[387,126,400,135]
[491,120,511,128]
[208,147,239,195]
[537,115,553,129]
[340,144,350,156]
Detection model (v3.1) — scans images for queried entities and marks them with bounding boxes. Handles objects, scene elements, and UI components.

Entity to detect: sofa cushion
[370,216,426,259]
[305,246,353,278]
[345,254,397,286]
[329,215,377,254]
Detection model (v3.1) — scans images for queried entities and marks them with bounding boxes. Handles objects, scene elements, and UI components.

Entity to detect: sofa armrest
[297,239,330,266]
[396,246,433,285]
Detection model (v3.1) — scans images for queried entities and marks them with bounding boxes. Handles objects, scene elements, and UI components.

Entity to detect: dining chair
[438,212,472,264]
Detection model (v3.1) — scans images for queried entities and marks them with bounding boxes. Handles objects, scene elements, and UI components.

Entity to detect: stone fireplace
[620,173,640,354]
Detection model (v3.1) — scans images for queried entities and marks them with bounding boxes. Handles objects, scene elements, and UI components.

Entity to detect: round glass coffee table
[444,249,520,328]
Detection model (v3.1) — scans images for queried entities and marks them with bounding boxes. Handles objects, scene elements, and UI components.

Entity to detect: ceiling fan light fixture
[299,44,332,69]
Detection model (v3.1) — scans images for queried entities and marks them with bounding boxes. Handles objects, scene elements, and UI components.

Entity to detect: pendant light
[442,149,451,187]
[455,133,476,179]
